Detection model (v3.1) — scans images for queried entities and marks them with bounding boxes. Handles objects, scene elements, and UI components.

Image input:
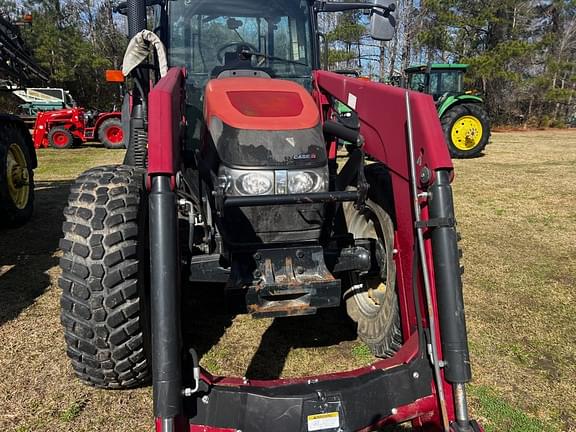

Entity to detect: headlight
[238,172,273,195]
[288,171,323,194]
[219,167,328,196]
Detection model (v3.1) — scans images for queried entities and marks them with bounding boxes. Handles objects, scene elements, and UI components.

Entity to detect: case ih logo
[294,153,317,160]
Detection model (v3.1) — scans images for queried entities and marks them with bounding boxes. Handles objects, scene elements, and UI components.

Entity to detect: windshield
[409,71,464,100]
[169,0,313,85]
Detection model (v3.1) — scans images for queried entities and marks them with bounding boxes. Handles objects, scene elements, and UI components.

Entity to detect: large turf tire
[48,126,74,149]
[343,199,402,358]
[0,123,34,227]
[98,118,125,149]
[59,165,150,389]
[441,103,490,159]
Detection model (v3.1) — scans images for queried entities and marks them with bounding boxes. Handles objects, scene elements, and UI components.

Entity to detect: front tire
[0,123,34,226]
[343,199,402,358]
[48,126,74,149]
[59,165,150,389]
[441,103,490,159]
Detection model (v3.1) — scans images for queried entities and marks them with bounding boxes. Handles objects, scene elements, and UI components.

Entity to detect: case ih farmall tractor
[58,1,483,431]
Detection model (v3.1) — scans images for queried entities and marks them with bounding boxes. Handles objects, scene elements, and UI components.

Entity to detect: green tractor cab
[405,63,490,158]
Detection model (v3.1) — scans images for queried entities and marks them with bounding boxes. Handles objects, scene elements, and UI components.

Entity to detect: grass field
[0,132,575,432]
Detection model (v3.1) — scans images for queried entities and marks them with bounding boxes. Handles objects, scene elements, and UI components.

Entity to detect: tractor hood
[203,77,326,168]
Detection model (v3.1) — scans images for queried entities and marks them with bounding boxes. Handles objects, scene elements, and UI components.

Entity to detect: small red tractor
[58,1,483,431]
[33,107,124,149]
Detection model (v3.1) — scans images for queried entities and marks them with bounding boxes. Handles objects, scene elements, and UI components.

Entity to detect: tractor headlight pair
[218,167,328,196]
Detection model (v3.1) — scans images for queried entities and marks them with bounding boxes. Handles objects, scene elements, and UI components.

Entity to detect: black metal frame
[185,356,433,432]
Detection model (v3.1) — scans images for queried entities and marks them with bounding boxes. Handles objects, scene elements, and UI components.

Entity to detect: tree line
[1,1,574,126]
[0,0,125,111]
[322,1,576,126]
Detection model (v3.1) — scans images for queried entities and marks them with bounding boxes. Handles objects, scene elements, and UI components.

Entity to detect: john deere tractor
[405,63,490,158]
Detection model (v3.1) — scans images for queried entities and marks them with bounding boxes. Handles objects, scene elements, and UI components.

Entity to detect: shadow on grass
[182,284,358,380]
[0,180,71,326]
[245,309,357,379]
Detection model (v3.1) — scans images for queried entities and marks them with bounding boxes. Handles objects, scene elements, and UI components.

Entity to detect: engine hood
[203,77,326,168]
[204,77,320,130]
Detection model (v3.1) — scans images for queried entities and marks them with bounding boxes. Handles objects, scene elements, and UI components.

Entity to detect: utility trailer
[0,14,48,226]
[58,1,483,431]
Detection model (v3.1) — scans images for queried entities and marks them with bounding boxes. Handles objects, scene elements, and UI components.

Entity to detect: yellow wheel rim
[6,143,30,209]
[451,115,483,151]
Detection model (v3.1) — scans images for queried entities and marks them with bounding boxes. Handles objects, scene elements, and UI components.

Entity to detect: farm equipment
[59,1,483,431]
[0,15,48,226]
[33,107,124,149]
[405,64,490,158]
[13,87,75,115]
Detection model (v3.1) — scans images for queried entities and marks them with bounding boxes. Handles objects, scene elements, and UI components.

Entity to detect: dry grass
[0,133,574,431]
[452,131,576,432]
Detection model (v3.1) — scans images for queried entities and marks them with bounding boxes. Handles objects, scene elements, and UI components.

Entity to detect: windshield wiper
[240,50,308,67]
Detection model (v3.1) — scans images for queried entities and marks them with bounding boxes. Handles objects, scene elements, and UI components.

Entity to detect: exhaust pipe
[124,0,149,168]
[127,0,147,38]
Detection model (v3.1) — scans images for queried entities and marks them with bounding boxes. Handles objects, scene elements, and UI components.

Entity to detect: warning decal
[307,411,340,431]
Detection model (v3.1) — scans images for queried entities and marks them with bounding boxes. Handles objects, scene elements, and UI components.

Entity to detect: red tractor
[58,1,483,431]
[33,107,124,149]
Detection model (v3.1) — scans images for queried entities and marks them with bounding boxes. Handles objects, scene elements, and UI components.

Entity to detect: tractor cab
[169,0,315,88]
[405,63,468,102]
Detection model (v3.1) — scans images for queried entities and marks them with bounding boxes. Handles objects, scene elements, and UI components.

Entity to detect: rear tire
[59,165,150,389]
[343,199,402,358]
[48,126,74,149]
[0,123,34,226]
[99,118,125,149]
[441,103,490,159]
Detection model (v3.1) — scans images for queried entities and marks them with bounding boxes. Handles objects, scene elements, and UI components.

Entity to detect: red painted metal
[199,330,420,388]
[51,130,71,148]
[204,77,320,130]
[227,90,304,117]
[33,108,121,148]
[147,67,186,177]
[105,124,123,143]
[189,426,236,432]
[313,70,457,426]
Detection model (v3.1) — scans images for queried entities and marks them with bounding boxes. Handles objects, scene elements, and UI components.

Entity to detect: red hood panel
[205,77,319,130]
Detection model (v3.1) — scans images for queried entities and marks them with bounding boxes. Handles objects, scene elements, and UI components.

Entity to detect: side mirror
[369,1,397,41]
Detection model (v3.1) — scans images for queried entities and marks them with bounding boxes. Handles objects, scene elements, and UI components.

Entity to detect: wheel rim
[451,115,483,150]
[52,131,70,148]
[345,205,390,317]
[105,126,123,144]
[6,143,30,209]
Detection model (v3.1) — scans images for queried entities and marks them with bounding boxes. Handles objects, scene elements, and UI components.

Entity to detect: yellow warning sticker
[307,412,340,431]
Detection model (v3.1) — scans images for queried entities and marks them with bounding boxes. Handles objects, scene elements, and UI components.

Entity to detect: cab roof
[405,63,469,73]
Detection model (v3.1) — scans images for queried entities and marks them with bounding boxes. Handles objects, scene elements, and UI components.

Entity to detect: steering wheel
[216,42,259,64]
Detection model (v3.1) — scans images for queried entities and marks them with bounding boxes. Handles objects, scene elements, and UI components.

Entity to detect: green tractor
[405,63,490,158]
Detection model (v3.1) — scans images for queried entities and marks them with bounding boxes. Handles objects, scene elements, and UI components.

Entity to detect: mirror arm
[314,1,395,14]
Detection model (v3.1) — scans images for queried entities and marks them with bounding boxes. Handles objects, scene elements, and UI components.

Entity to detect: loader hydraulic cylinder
[429,169,472,428]
[428,170,472,384]
[150,175,182,430]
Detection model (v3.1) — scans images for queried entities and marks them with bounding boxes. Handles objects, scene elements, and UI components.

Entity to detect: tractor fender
[438,94,483,118]
[0,113,37,168]
[93,112,121,134]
